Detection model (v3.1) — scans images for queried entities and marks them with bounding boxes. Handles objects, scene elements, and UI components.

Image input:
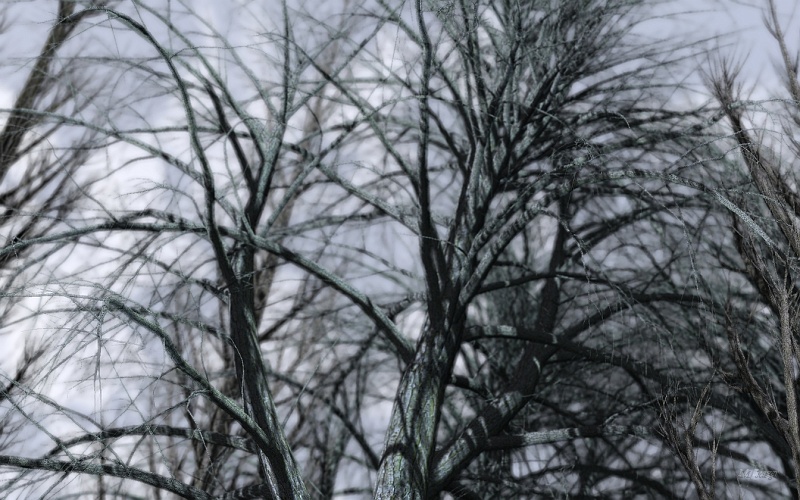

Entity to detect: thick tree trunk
[374,333,450,499]
[229,252,308,499]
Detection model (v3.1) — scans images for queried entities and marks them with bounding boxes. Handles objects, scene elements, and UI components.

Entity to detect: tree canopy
[0,0,797,498]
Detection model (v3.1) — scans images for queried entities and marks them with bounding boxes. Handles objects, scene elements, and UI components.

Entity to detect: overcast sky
[663,0,799,96]
[0,0,794,101]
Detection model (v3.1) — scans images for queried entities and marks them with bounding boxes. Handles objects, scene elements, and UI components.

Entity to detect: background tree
[0,0,105,491]
[653,0,800,497]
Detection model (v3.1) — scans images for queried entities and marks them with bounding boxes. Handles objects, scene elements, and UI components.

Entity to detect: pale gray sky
[666,0,799,96]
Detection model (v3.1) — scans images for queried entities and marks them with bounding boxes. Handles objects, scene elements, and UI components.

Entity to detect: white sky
[665,0,800,96]
[0,0,794,97]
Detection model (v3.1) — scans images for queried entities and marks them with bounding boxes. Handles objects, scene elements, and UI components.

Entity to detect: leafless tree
[658,0,800,497]
[0,0,780,499]
[0,0,104,489]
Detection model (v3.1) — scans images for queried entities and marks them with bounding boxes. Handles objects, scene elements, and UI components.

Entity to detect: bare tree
[665,0,800,496]
[360,0,727,497]
[0,0,775,499]
[0,0,104,486]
